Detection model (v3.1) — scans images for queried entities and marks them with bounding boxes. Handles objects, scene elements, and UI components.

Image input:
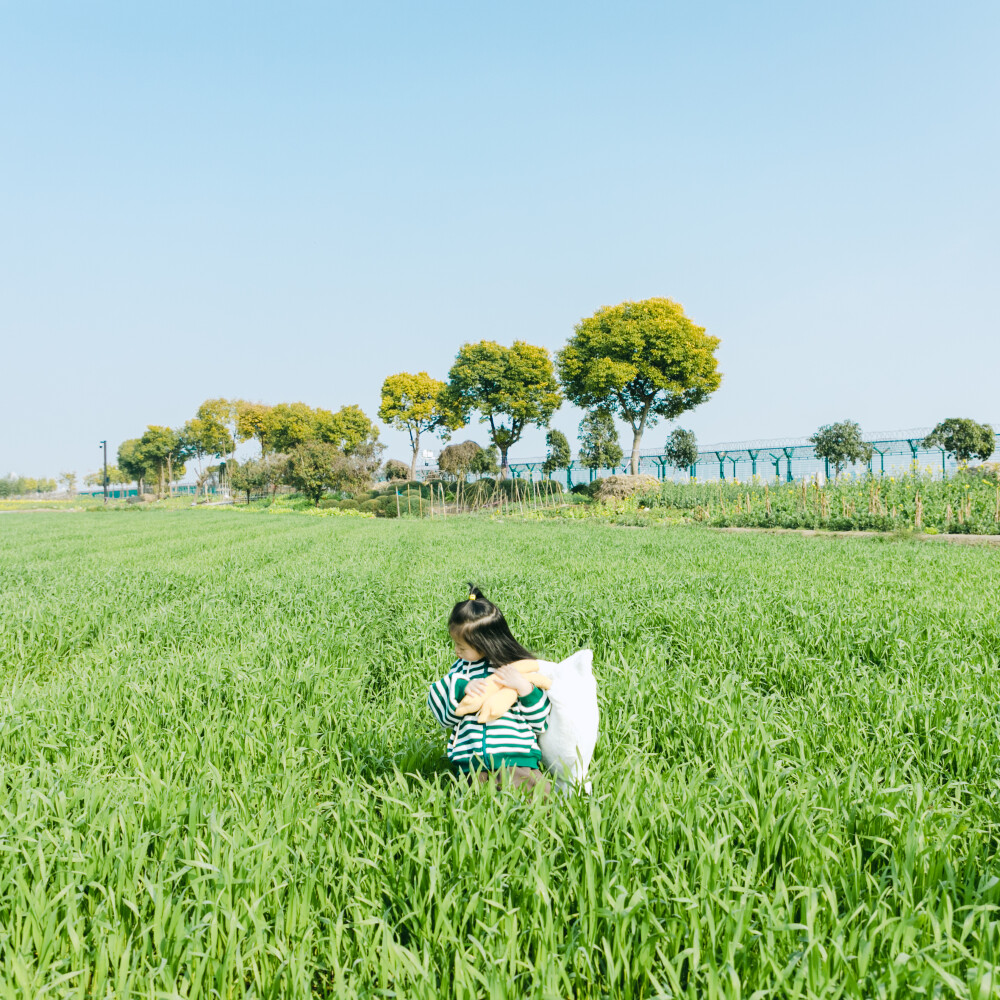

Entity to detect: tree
[379,372,463,479]
[438,441,484,483]
[445,340,562,477]
[383,459,410,481]
[59,472,77,495]
[578,410,623,471]
[267,402,318,453]
[317,404,383,460]
[469,445,500,477]
[181,416,232,488]
[196,398,238,462]
[809,420,873,479]
[235,401,274,454]
[136,426,179,497]
[923,419,996,465]
[229,457,273,504]
[663,428,698,475]
[557,298,721,475]
[118,439,152,492]
[284,441,349,505]
[542,430,572,478]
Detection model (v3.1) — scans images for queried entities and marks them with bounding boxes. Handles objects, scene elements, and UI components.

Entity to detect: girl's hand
[493,663,534,698]
[465,677,491,699]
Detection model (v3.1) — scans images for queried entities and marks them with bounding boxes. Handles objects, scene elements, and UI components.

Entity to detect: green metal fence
[507,428,1000,486]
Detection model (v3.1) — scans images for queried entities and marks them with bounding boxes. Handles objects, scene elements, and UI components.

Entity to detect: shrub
[383,460,410,481]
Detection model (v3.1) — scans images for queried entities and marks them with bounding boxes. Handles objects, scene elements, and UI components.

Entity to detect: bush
[383,460,410,482]
[319,498,361,511]
[571,483,591,496]
[958,463,1000,483]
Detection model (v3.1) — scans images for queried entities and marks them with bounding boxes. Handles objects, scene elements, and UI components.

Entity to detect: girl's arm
[517,687,551,735]
[427,661,471,729]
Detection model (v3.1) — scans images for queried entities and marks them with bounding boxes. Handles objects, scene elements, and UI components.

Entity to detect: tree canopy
[284,442,349,505]
[923,419,996,465]
[235,401,273,454]
[557,298,721,474]
[809,420,873,478]
[663,428,698,473]
[445,340,561,476]
[578,410,623,471]
[379,372,462,479]
[437,441,483,483]
[542,430,572,478]
[382,459,410,482]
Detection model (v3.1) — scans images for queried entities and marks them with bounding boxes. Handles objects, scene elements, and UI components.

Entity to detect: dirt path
[714,526,1000,546]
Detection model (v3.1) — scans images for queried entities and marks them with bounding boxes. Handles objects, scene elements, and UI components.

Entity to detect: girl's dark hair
[448,584,533,667]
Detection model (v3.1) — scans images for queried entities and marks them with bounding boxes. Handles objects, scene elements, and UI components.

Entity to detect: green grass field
[1,511,999,999]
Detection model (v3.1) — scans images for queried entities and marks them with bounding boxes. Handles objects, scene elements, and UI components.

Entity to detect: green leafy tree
[284,441,349,505]
[438,441,484,483]
[542,430,572,477]
[578,410,624,471]
[182,416,233,487]
[136,426,180,496]
[557,298,721,474]
[118,439,152,492]
[229,457,273,504]
[379,372,463,479]
[317,404,384,460]
[809,420,873,479]
[235,401,274,454]
[267,402,318,453]
[923,419,996,465]
[383,459,410,481]
[663,428,699,475]
[469,445,500,478]
[196,398,238,462]
[445,340,561,477]
[59,472,77,495]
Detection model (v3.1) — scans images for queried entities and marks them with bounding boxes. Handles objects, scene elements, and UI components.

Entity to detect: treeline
[0,475,59,498]
[115,398,382,496]
[378,297,721,478]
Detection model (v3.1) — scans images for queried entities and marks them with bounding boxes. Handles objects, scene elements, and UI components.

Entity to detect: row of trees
[116,399,383,496]
[0,475,60,497]
[809,418,996,478]
[398,416,701,486]
[380,297,722,478]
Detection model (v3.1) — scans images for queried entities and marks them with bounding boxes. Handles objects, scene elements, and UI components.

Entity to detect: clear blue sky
[3,1,998,479]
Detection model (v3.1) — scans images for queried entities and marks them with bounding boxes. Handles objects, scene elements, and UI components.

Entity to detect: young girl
[427,586,551,792]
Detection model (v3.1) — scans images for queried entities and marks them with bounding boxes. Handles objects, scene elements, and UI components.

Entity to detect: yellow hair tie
[467,592,476,602]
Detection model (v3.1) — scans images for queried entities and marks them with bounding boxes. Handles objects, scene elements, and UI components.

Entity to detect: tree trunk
[167,455,173,496]
[500,447,509,479]
[630,426,643,475]
[409,430,421,481]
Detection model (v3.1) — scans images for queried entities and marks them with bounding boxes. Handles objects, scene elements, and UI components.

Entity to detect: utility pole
[99,440,108,503]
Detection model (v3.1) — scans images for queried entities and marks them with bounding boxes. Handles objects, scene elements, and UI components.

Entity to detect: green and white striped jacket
[427,658,551,771]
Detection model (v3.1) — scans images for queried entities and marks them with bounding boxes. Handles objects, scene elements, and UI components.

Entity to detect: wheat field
[1,511,998,998]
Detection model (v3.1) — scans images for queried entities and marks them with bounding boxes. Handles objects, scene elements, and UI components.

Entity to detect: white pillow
[536,650,599,793]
